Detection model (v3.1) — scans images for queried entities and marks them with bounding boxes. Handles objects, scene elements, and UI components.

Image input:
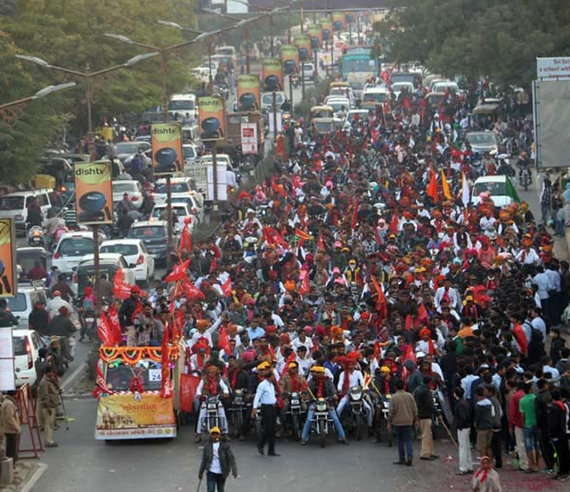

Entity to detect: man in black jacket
[199,427,238,491]
[414,375,437,460]
[547,389,569,480]
[453,386,473,475]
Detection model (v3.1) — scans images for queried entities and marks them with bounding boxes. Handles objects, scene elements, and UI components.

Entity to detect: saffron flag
[440,170,453,200]
[426,169,439,202]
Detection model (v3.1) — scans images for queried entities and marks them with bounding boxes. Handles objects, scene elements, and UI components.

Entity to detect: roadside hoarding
[294,34,312,62]
[261,58,284,91]
[151,123,183,175]
[74,161,113,225]
[197,96,226,141]
[95,393,176,440]
[280,44,299,75]
[536,57,570,80]
[237,74,261,111]
[241,122,258,155]
[0,219,16,298]
[185,160,228,201]
[0,327,15,391]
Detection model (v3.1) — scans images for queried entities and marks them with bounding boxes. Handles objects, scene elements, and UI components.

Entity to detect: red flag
[97,312,114,345]
[92,362,114,398]
[217,324,230,354]
[112,269,131,300]
[165,259,190,282]
[178,278,205,301]
[417,303,428,324]
[298,270,310,295]
[371,276,388,320]
[178,221,193,255]
[263,226,289,249]
[221,276,233,297]
[426,168,439,203]
[294,227,312,241]
[389,213,399,234]
[160,323,173,399]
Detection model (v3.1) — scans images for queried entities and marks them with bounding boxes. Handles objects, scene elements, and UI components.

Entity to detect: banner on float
[74,161,113,225]
[241,123,258,155]
[261,58,284,91]
[280,44,299,75]
[198,96,226,141]
[294,34,312,61]
[95,393,176,440]
[237,74,261,111]
[151,123,184,174]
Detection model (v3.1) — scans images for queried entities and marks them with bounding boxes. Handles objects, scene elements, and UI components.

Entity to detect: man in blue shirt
[252,361,279,456]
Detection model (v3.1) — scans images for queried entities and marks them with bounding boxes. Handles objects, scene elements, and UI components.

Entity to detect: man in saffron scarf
[195,364,230,440]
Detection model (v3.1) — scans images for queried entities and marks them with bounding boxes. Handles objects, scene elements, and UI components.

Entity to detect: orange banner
[95,393,176,440]
[237,74,260,111]
[198,96,226,140]
[151,123,184,174]
[74,161,113,225]
[0,219,16,297]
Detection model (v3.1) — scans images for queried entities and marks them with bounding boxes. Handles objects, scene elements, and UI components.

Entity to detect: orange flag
[426,169,439,203]
[440,170,453,200]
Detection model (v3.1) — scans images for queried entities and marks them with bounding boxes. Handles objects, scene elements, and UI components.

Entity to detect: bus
[340,47,379,90]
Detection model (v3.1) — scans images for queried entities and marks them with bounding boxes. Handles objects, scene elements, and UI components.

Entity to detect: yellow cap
[288,361,299,369]
[380,366,391,373]
[210,426,221,434]
[257,361,271,371]
[310,366,325,374]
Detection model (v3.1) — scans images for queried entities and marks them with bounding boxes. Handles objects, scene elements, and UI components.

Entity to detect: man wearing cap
[46,290,74,319]
[252,361,279,456]
[198,426,237,491]
[301,366,347,445]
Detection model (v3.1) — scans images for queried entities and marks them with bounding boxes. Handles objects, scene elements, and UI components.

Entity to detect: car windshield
[168,100,195,110]
[13,336,27,356]
[58,237,94,256]
[328,102,348,112]
[6,293,27,312]
[115,143,141,154]
[363,92,389,103]
[152,206,187,218]
[155,182,190,194]
[101,244,138,256]
[473,181,506,196]
[468,133,496,145]
[303,64,314,71]
[391,74,416,84]
[314,121,333,133]
[262,94,285,105]
[0,196,24,210]
[128,226,166,239]
[112,182,137,193]
[217,48,233,56]
[183,147,196,159]
[106,360,163,391]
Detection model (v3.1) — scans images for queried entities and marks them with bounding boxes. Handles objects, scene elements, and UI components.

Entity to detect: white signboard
[268,112,283,135]
[537,57,570,80]
[207,162,228,201]
[241,123,258,155]
[0,328,15,391]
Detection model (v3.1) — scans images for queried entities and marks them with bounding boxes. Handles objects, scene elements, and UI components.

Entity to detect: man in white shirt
[198,426,238,490]
[336,361,373,426]
[252,361,279,456]
[434,279,461,311]
[529,307,547,340]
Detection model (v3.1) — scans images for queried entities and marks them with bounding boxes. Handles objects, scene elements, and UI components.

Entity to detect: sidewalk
[0,462,46,492]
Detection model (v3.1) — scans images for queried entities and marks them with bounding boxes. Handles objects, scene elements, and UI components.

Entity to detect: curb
[60,362,87,392]
[20,462,47,492]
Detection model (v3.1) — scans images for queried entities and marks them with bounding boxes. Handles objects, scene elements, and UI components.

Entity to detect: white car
[182,144,199,166]
[13,329,44,388]
[391,81,415,99]
[471,175,515,208]
[114,141,151,163]
[112,180,144,209]
[301,62,316,82]
[150,202,197,234]
[323,97,351,117]
[52,231,107,275]
[6,286,48,329]
[153,177,204,222]
[261,91,286,112]
[0,189,52,234]
[100,239,155,284]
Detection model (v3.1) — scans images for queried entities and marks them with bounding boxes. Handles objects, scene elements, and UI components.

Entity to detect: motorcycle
[200,395,224,434]
[373,393,393,446]
[286,391,305,441]
[309,397,331,448]
[27,225,45,247]
[228,389,250,439]
[345,386,368,441]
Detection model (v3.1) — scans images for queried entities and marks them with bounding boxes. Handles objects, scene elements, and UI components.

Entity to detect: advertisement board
[185,160,228,201]
[74,161,113,225]
[537,57,570,80]
[95,393,176,440]
[198,96,226,141]
[280,44,299,75]
[0,327,15,391]
[332,12,346,30]
[321,21,332,41]
[261,58,284,91]
[151,123,184,174]
[307,25,323,48]
[294,34,312,61]
[241,123,258,155]
[237,74,261,111]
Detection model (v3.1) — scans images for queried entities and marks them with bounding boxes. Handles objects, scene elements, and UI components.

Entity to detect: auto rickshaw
[16,247,51,284]
[310,105,334,120]
[311,117,338,136]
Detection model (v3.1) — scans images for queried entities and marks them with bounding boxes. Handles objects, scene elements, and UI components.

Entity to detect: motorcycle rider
[301,366,348,445]
[195,364,230,441]
[336,357,374,428]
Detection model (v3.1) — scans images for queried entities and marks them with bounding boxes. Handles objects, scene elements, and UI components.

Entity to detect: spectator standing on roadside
[519,382,539,473]
[389,379,418,466]
[454,386,474,475]
[0,391,20,466]
[414,375,438,461]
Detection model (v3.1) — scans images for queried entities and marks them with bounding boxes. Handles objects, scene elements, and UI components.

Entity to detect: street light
[15,53,154,133]
[0,81,76,112]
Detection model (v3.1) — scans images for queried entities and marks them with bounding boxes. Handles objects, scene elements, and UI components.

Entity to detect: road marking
[61,362,87,391]
[21,462,47,492]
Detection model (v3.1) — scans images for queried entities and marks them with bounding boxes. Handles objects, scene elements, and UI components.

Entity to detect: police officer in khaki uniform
[38,367,61,447]
[0,392,20,464]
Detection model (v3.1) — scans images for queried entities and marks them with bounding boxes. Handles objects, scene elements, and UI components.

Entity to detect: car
[153,178,204,222]
[362,87,391,107]
[390,71,422,87]
[100,239,155,285]
[13,329,44,388]
[432,80,462,95]
[114,141,151,163]
[127,220,169,266]
[6,286,48,329]
[261,91,286,112]
[0,190,52,234]
[471,175,515,208]
[112,180,144,209]
[182,144,199,166]
[52,231,107,275]
[391,81,415,99]
[73,253,136,297]
[150,202,197,234]
[301,62,317,82]
[323,97,351,117]
[465,131,498,155]
[345,109,371,124]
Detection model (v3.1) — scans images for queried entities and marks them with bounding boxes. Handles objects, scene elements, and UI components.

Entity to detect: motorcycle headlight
[316,402,327,411]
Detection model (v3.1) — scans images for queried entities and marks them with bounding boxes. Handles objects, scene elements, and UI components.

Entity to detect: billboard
[280,44,299,75]
[261,58,283,91]
[534,79,570,169]
[74,161,113,225]
[198,96,226,140]
[241,123,258,155]
[294,34,312,62]
[0,327,15,391]
[321,21,332,41]
[237,74,260,111]
[151,123,183,174]
[307,25,323,48]
[537,57,570,80]
[95,393,176,440]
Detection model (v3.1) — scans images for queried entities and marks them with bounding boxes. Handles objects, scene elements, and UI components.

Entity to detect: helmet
[380,366,391,374]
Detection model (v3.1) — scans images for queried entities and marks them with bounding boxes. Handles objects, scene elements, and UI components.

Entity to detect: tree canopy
[377,0,570,87]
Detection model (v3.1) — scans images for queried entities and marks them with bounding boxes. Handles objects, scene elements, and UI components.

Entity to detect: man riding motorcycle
[195,364,230,441]
[301,366,348,445]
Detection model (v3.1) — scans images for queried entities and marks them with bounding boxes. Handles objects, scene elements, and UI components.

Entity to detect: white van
[13,329,44,388]
[167,94,197,122]
[0,190,52,234]
[6,286,48,329]
[52,231,107,275]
